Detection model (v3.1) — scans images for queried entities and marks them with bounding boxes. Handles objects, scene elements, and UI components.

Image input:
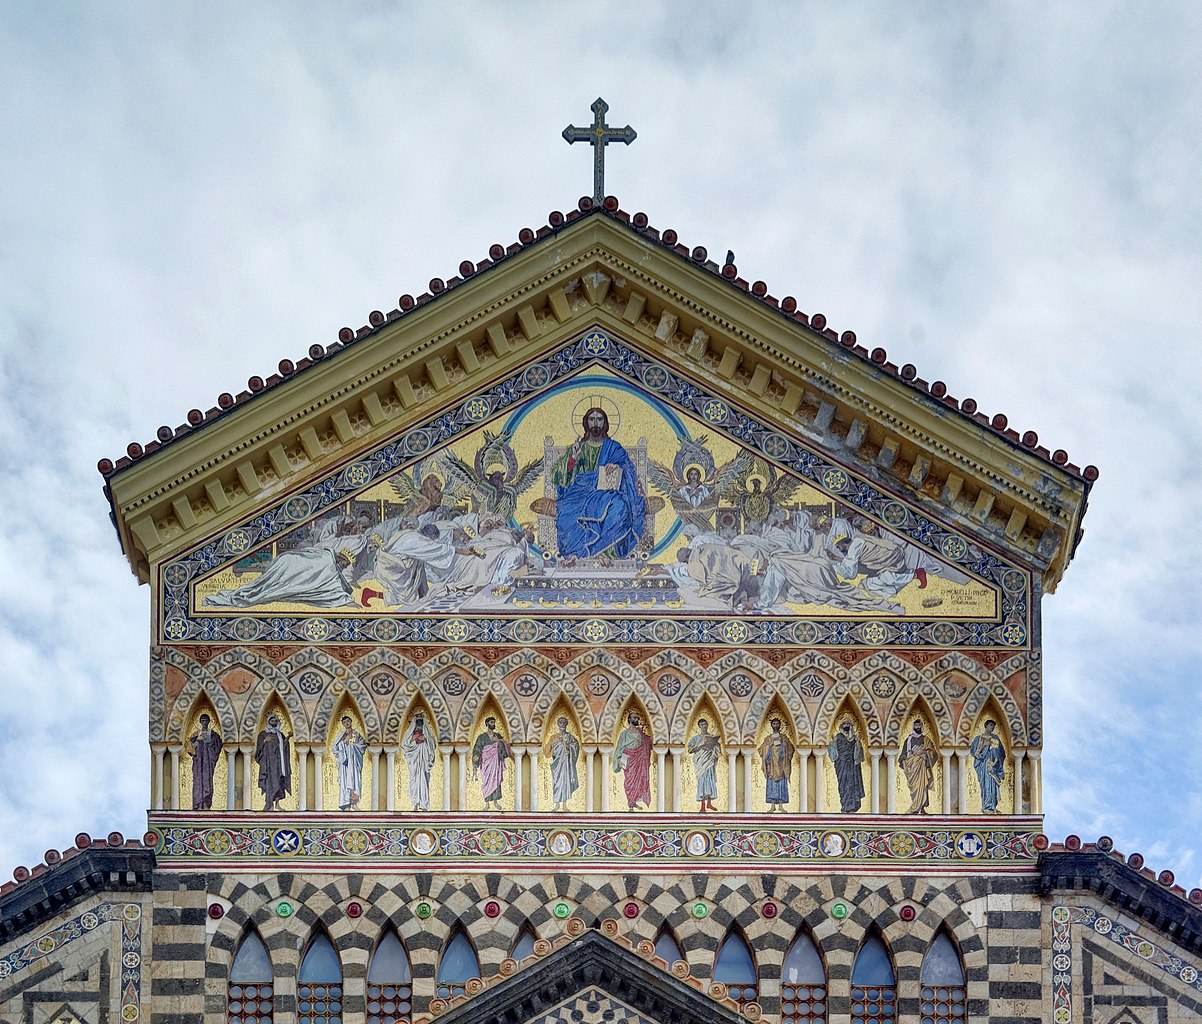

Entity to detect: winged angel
[718,454,806,528]
[436,430,543,522]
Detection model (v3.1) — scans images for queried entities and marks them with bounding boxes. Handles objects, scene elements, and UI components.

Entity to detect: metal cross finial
[562,98,636,203]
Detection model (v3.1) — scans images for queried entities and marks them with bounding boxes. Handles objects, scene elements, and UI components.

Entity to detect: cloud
[0,4,1198,877]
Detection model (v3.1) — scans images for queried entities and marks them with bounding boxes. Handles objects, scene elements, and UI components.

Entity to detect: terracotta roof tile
[98,198,1098,486]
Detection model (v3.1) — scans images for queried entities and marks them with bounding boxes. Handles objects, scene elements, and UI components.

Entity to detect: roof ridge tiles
[97,197,1098,488]
[1044,834,1202,907]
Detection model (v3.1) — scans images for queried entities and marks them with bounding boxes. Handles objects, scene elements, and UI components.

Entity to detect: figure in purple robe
[551,407,646,560]
[189,714,223,810]
[472,717,511,810]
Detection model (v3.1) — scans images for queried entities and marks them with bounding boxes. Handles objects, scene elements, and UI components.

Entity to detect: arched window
[298,933,342,1024]
[436,927,480,1001]
[781,929,826,1024]
[509,924,538,961]
[920,931,966,1024]
[851,933,896,1024]
[713,928,757,1005]
[367,930,412,1024]
[228,930,273,1024]
[653,925,685,966]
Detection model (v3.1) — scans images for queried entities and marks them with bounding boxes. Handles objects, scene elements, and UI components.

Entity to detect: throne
[529,435,664,565]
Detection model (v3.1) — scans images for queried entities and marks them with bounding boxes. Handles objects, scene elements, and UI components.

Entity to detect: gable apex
[102,201,1093,590]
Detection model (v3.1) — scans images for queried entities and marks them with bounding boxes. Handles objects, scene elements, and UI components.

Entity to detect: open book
[597,464,623,491]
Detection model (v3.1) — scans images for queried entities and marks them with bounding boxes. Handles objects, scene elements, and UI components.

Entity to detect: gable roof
[101,198,1094,588]
[433,927,750,1024]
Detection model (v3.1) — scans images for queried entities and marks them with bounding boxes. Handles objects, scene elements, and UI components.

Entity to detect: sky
[0,3,1199,882]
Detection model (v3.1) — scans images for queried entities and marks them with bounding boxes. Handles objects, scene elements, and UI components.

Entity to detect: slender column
[956,750,969,814]
[169,746,182,810]
[371,747,384,809]
[670,748,683,812]
[742,746,754,812]
[385,751,396,811]
[244,748,256,811]
[298,749,308,811]
[225,748,237,810]
[726,752,738,813]
[1028,751,1042,813]
[441,746,453,811]
[455,745,468,811]
[814,750,827,813]
[654,747,667,812]
[153,747,166,810]
[585,747,596,812]
[601,747,612,812]
[513,748,525,812]
[941,751,953,814]
[312,751,323,811]
[797,749,810,814]
[1013,751,1026,814]
[527,748,540,812]
[885,752,897,813]
[869,751,881,815]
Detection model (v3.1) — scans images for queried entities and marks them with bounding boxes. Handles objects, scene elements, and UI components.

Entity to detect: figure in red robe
[612,711,653,810]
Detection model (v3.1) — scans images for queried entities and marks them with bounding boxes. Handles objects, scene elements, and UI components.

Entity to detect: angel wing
[507,458,544,499]
[716,450,756,501]
[766,464,807,505]
[646,458,682,497]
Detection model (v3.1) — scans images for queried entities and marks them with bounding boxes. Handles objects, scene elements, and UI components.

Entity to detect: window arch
[920,930,966,1024]
[367,930,412,1024]
[298,932,342,1024]
[713,927,757,1006]
[436,927,481,1001]
[851,933,896,1024]
[509,924,538,962]
[653,925,685,966]
[781,928,826,1024]
[228,930,273,1024]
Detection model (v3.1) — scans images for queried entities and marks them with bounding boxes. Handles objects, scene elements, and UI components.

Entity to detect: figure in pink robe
[472,717,511,811]
[612,711,653,810]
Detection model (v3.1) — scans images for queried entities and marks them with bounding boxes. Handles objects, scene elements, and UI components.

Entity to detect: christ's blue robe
[554,438,646,558]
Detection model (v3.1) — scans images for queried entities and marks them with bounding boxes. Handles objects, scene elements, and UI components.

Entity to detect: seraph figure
[438,429,543,522]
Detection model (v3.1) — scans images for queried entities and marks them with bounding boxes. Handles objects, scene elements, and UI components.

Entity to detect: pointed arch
[464,697,515,812]
[436,926,481,1001]
[751,697,799,813]
[681,693,728,811]
[455,671,524,744]
[236,649,311,743]
[228,927,273,1024]
[825,698,870,815]
[508,923,539,961]
[367,928,413,1024]
[298,930,342,1024]
[397,696,442,812]
[667,676,739,746]
[298,651,382,742]
[713,926,758,1006]
[539,697,587,812]
[610,692,656,812]
[252,695,300,812]
[781,926,826,1024]
[921,929,966,1023]
[179,693,227,812]
[742,679,810,747]
[582,648,667,739]
[965,698,1011,814]
[812,677,885,749]
[896,697,943,815]
[529,682,598,744]
[652,924,685,967]
[324,696,372,812]
[955,675,1026,747]
[851,931,896,1024]
[158,648,239,743]
[349,650,453,744]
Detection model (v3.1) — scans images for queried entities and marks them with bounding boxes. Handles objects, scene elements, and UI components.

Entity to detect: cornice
[104,207,1091,590]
